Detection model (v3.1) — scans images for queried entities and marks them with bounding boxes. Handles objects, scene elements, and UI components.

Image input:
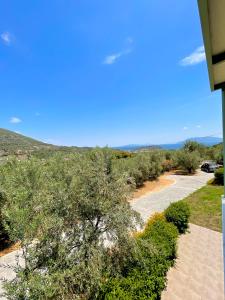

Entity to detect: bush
[207,144,223,165]
[162,159,174,172]
[113,150,163,188]
[141,214,179,260]
[100,267,168,300]
[100,215,179,299]
[165,201,190,233]
[214,167,224,185]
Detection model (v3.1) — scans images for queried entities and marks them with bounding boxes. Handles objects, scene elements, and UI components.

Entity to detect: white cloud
[196,125,201,128]
[103,37,133,65]
[1,32,12,45]
[183,126,188,130]
[10,117,22,124]
[103,53,122,65]
[180,46,206,66]
[103,49,132,65]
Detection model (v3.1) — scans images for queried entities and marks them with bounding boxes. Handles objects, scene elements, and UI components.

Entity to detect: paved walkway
[132,171,224,299]
[162,224,224,300]
[131,170,214,222]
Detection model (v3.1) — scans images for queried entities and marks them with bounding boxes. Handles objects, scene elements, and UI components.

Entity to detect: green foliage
[100,215,179,300]
[0,128,91,160]
[214,167,224,185]
[0,149,141,299]
[175,150,200,174]
[113,151,163,188]
[0,128,57,156]
[141,214,179,259]
[183,140,205,155]
[165,201,190,233]
[162,159,174,172]
[111,149,134,159]
[207,143,223,164]
[0,146,192,299]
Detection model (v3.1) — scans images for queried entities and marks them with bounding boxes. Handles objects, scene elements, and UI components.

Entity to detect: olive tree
[183,141,206,158]
[0,149,141,300]
[175,150,200,174]
[113,150,163,188]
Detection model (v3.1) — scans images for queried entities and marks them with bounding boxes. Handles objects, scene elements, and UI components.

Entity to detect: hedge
[214,167,224,185]
[165,201,190,234]
[99,214,179,299]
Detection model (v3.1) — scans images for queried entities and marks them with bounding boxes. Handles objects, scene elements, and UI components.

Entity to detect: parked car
[201,161,220,173]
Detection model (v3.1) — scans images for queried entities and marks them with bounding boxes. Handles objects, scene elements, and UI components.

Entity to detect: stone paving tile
[131,171,214,222]
[161,224,224,300]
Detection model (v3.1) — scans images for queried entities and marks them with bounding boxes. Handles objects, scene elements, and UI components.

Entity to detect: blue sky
[0,0,222,147]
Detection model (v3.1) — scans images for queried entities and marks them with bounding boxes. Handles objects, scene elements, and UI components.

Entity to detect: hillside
[0,128,57,155]
[0,128,92,159]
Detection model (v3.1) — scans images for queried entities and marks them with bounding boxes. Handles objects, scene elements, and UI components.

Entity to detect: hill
[0,128,57,156]
[0,128,92,159]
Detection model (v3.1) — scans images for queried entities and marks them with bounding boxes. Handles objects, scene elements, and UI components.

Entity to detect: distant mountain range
[0,129,222,156]
[114,136,223,151]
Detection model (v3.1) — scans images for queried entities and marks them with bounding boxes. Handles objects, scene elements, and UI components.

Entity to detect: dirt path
[132,173,175,199]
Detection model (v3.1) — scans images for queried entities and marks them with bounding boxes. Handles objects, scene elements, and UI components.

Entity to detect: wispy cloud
[103,37,133,65]
[10,117,22,124]
[103,53,122,65]
[1,32,13,46]
[180,46,206,66]
[183,126,188,130]
[196,125,201,128]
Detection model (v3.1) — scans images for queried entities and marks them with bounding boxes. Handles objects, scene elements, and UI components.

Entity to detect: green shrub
[100,268,168,300]
[214,167,224,185]
[100,215,179,299]
[162,159,174,172]
[165,201,190,233]
[113,150,163,188]
[141,215,179,260]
